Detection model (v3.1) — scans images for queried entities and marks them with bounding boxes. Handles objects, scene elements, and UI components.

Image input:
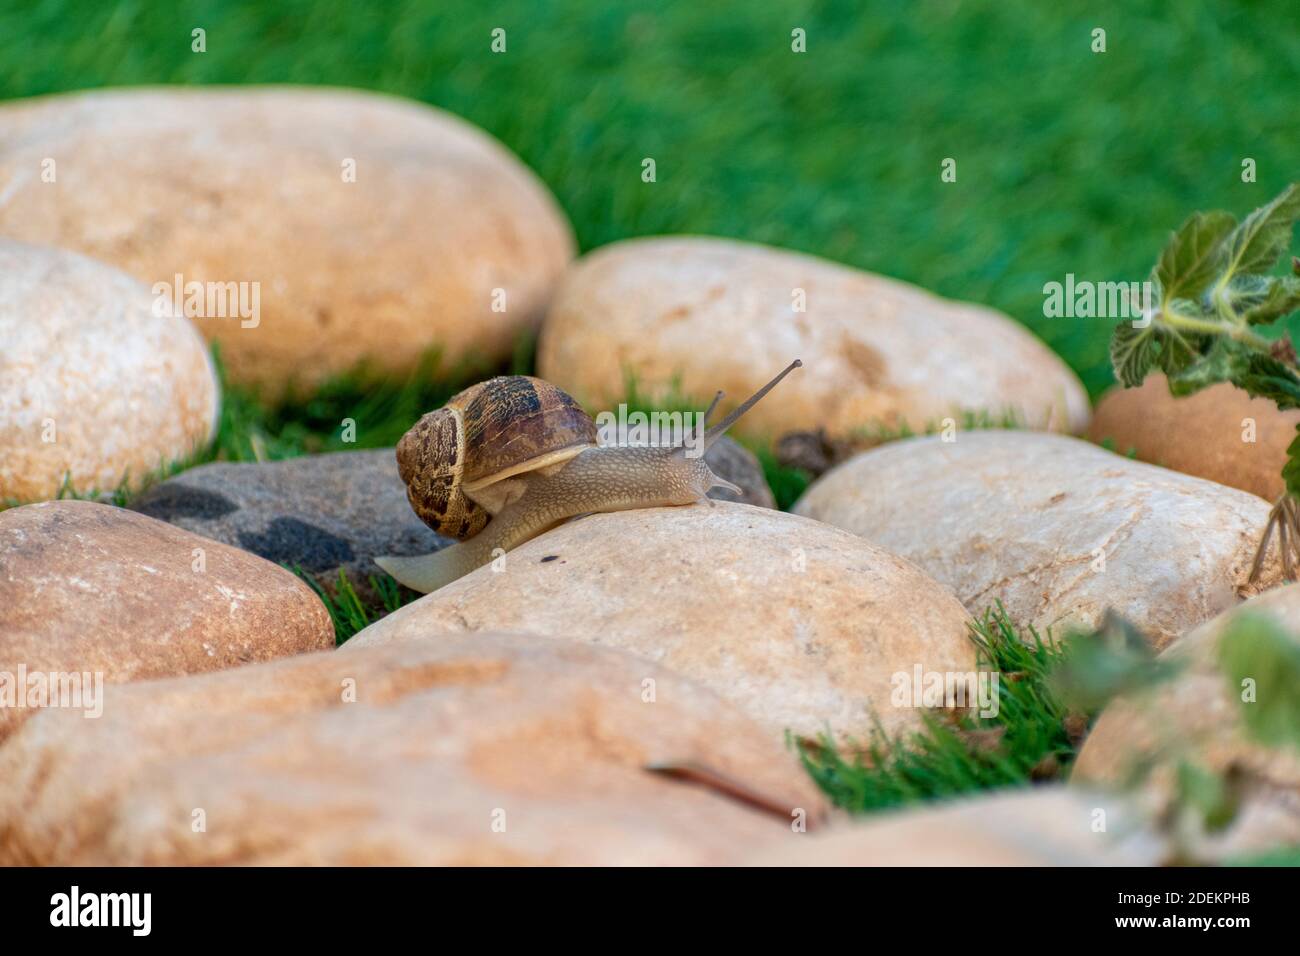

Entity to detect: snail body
[376,360,802,593]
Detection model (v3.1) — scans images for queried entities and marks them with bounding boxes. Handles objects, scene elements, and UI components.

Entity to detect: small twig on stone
[1251,494,1300,583]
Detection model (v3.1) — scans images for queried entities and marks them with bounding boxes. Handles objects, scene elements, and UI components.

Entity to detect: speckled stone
[794,431,1284,649]
[0,87,575,396]
[0,239,219,502]
[132,449,449,599]
[538,237,1089,443]
[0,500,334,740]
[0,632,825,865]
[746,788,1163,866]
[347,501,976,743]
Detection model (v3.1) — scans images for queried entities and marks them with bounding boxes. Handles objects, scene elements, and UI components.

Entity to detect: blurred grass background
[2,0,1297,399]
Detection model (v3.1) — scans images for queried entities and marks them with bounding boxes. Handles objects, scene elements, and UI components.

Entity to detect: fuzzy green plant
[1108,182,1300,578]
[1052,611,1300,864]
[1165,611,1300,860]
[1223,845,1300,867]
[1217,612,1300,752]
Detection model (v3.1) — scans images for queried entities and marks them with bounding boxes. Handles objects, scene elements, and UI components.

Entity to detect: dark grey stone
[236,518,356,573]
[704,437,776,508]
[131,484,239,521]
[131,450,448,600]
[774,429,858,479]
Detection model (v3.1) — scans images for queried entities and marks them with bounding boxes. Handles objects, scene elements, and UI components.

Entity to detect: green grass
[206,346,482,464]
[5,0,1297,485]
[801,605,1082,812]
[804,606,1300,868]
[1224,846,1300,867]
[855,407,1026,446]
[750,446,812,512]
[5,0,1298,402]
[0,449,202,510]
[801,604,1188,817]
[295,567,408,645]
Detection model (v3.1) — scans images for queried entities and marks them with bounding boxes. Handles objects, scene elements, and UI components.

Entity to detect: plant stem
[1161,307,1271,350]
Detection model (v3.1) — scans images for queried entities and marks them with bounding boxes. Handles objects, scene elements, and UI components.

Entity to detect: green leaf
[1165,336,1251,396]
[1217,183,1300,285]
[1283,427,1300,498]
[1156,210,1236,302]
[1109,297,1208,388]
[1222,274,1274,319]
[1154,309,1208,377]
[1237,352,1300,410]
[1236,275,1300,325]
[1048,610,1178,712]
[1110,320,1163,387]
[1216,612,1300,751]
[1175,761,1238,833]
[1108,187,1300,520]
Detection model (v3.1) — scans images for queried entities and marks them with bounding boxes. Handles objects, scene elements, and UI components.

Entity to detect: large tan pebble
[1087,373,1300,502]
[0,239,218,501]
[1072,583,1300,862]
[746,787,1162,866]
[348,501,977,743]
[537,237,1089,442]
[0,632,823,865]
[794,431,1283,649]
[0,87,574,395]
[0,500,334,740]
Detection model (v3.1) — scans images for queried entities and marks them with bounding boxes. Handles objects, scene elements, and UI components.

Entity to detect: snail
[375,359,803,593]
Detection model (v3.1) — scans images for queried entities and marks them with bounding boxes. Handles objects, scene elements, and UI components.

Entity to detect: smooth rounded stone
[794,431,1284,650]
[746,787,1162,866]
[537,237,1089,443]
[1088,373,1300,502]
[131,449,450,599]
[0,633,824,865]
[1072,583,1300,861]
[0,87,574,396]
[0,500,333,740]
[0,239,219,502]
[347,501,976,743]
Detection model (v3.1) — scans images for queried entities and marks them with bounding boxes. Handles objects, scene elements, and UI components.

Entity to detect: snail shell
[396,375,598,540]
